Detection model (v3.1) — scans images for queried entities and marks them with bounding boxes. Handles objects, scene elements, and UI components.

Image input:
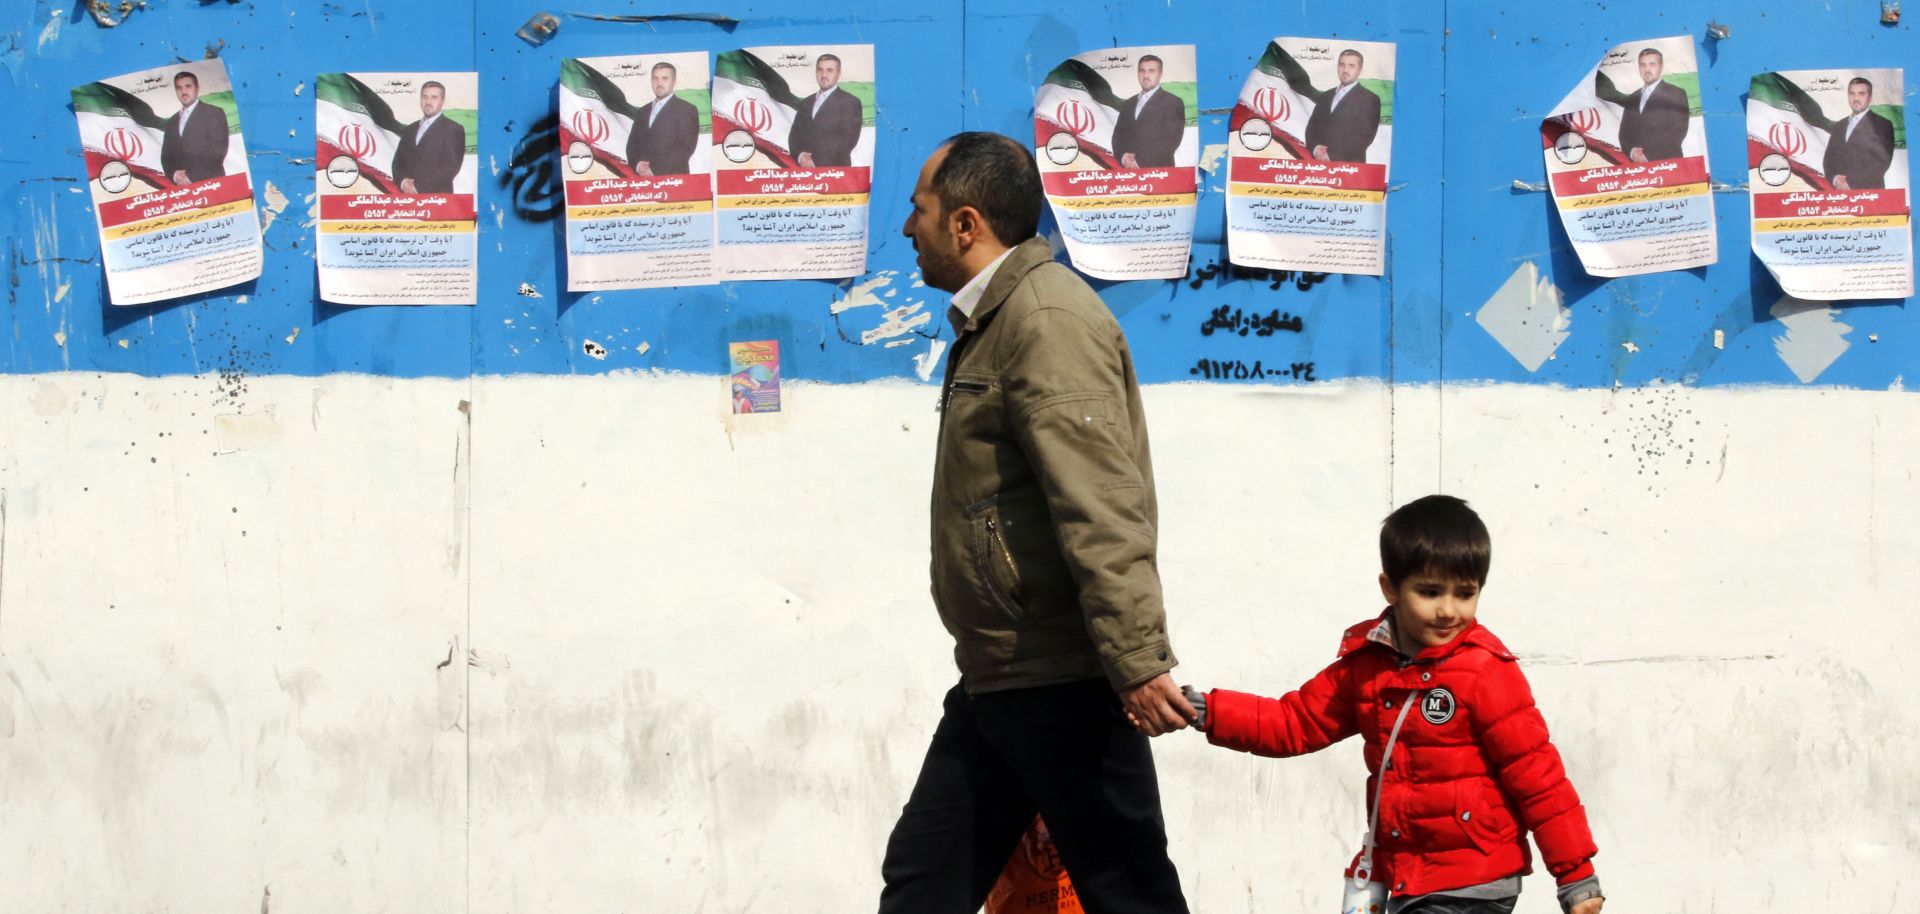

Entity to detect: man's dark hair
[1339,48,1364,67]
[931,132,1042,246]
[1637,48,1663,64]
[173,71,199,87]
[1850,76,1874,95]
[817,53,841,68]
[1380,495,1491,587]
[422,80,446,94]
[652,62,677,77]
[1138,54,1163,69]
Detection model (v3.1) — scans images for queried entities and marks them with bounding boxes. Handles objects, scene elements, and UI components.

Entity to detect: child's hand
[1120,673,1197,736]
[1568,897,1603,914]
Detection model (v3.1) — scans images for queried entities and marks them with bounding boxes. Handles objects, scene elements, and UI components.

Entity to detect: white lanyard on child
[1354,689,1421,884]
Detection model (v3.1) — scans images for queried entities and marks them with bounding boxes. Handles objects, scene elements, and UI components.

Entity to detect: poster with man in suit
[71,58,263,304]
[1113,54,1185,169]
[1541,36,1715,277]
[314,72,479,304]
[1748,67,1911,301]
[789,54,863,168]
[559,51,717,290]
[1225,37,1397,275]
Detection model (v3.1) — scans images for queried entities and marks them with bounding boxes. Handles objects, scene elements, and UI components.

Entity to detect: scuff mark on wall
[1475,261,1571,372]
[0,488,8,649]
[467,647,511,675]
[1770,295,1852,383]
[214,410,284,454]
[37,10,62,50]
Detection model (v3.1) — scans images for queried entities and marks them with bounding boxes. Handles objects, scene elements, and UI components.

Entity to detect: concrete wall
[2,0,1917,911]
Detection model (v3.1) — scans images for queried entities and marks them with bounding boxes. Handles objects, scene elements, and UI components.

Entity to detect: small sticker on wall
[729,339,781,413]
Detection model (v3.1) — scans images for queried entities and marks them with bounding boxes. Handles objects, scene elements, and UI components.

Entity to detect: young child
[1189,495,1604,914]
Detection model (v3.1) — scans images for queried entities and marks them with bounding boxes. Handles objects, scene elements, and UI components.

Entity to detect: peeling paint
[294,81,305,96]
[1770,295,1853,383]
[637,341,652,355]
[37,11,62,50]
[517,282,542,298]
[52,330,66,348]
[1622,341,1640,354]
[860,303,932,345]
[582,340,607,360]
[1475,261,1570,372]
[285,327,300,345]
[829,271,898,314]
[913,339,948,382]
[260,181,289,235]
[1199,143,1229,175]
[116,339,128,349]
[1713,329,1725,350]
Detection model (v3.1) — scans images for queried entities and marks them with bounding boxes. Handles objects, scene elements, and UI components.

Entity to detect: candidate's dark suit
[160,101,229,185]
[1823,110,1895,190]
[1303,83,1381,163]
[1614,80,1690,162]
[624,94,701,176]
[788,88,862,167]
[392,115,467,194]
[1112,88,1185,168]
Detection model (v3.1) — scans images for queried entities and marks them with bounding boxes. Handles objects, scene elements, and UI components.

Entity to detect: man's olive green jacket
[931,236,1177,694]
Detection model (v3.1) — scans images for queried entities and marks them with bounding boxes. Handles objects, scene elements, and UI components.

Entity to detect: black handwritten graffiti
[502,114,563,222]
[1201,305,1303,337]
[1189,359,1316,382]
[1187,258,1330,292]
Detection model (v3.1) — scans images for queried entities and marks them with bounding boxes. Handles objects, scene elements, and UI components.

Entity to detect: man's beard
[917,238,966,293]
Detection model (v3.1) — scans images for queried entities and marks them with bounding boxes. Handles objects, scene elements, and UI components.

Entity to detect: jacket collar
[957,236,1056,335]
[1337,609,1514,663]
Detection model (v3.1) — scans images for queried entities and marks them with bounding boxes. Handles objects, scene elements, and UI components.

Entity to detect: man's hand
[637,161,654,177]
[1121,152,1139,169]
[1121,672,1197,736]
[400,177,418,194]
[798,152,815,168]
[1629,147,1647,163]
[1834,174,1851,190]
[172,170,189,185]
[1568,897,1603,914]
[1312,145,1330,161]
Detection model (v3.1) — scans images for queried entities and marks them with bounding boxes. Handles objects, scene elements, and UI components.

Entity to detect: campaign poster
[710,44,874,280]
[729,340,781,413]
[1747,68,1912,300]
[1225,38,1395,276]
[1033,45,1199,280]
[315,72,479,305]
[71,60,264,305]
[559,52,716,291]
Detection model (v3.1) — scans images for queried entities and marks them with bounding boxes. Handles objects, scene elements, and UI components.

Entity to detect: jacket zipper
[985,517,1022,592]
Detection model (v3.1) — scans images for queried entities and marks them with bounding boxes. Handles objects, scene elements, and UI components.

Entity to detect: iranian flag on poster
[1747,68,1912,300]
[1034,58,1125,169]
[559,58,641,180]
[315,73,406,193]
[712,49,803,167]
[73,81,177,193]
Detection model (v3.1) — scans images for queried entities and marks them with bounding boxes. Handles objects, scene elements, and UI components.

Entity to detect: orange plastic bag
[985,816,1081,914]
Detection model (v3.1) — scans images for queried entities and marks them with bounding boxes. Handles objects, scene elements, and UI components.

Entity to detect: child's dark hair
[1380,494,1491,586]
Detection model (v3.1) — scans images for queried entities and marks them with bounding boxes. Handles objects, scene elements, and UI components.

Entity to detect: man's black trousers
[877,678,1190,914]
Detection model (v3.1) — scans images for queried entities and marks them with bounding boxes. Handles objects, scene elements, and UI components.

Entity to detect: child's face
[1379,571,1481,651]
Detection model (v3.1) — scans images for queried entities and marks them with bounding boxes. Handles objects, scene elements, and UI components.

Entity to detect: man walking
[879,131,1195,914]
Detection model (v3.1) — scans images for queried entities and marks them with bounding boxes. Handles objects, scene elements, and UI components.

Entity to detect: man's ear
[949,205,983,247]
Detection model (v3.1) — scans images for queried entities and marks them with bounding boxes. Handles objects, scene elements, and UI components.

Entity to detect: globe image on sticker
[1044,131,1080,166]
[722,129,757,164]
[98,159,132,194]
[325,154,361,189]
[1553,131,1588,165]
[566,140,594,175]
[1238,117,1273,152]
[1758,153,1793,187]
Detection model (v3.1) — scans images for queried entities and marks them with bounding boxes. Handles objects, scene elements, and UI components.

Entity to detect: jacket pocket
[966,495,1026,622]
[1452,780,1519,855]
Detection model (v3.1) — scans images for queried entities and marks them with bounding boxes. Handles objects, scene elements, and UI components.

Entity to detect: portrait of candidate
[1597,48,1690,163]
[160,70,229,185]
[624,61,701,177]
[788,53,862,168]
[1302,49,1382,163]
[1822,77,1896,191]
[392,81,467,194]
[1112,54,1185,169]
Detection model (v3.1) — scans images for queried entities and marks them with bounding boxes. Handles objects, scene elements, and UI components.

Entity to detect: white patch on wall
[1770,295,1853,384]
[261,181,289,235]
[829,271,898,314]
[1475,261,1571,372]
[1198,143,1229,175]
[913,339,948,382]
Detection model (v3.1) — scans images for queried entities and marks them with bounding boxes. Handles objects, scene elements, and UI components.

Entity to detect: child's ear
[1377,572,1396,605]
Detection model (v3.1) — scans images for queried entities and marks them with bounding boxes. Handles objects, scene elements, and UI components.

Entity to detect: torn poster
[729,340,782,413]
[315,72,479,305]
[560,53,717,291]
[711,44,874,280]
[1748,68,1912,300]
[1034,45,1198,280]
[1226,38,1395,276]
[71,60,263,305]
[1541,37,1716,276]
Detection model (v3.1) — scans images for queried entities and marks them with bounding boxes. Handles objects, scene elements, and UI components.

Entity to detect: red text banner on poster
[714,167,871,196]
[1227,157,1388,191]
[1549,157,1712,198]
[1752,190,1909,219]
[319,194,480,222]
[97,175,256,229]
[1040,169,1200,198]
[565,177,714,206]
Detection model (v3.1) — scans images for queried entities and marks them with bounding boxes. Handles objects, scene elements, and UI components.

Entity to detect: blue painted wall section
[1,0,1913,387]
